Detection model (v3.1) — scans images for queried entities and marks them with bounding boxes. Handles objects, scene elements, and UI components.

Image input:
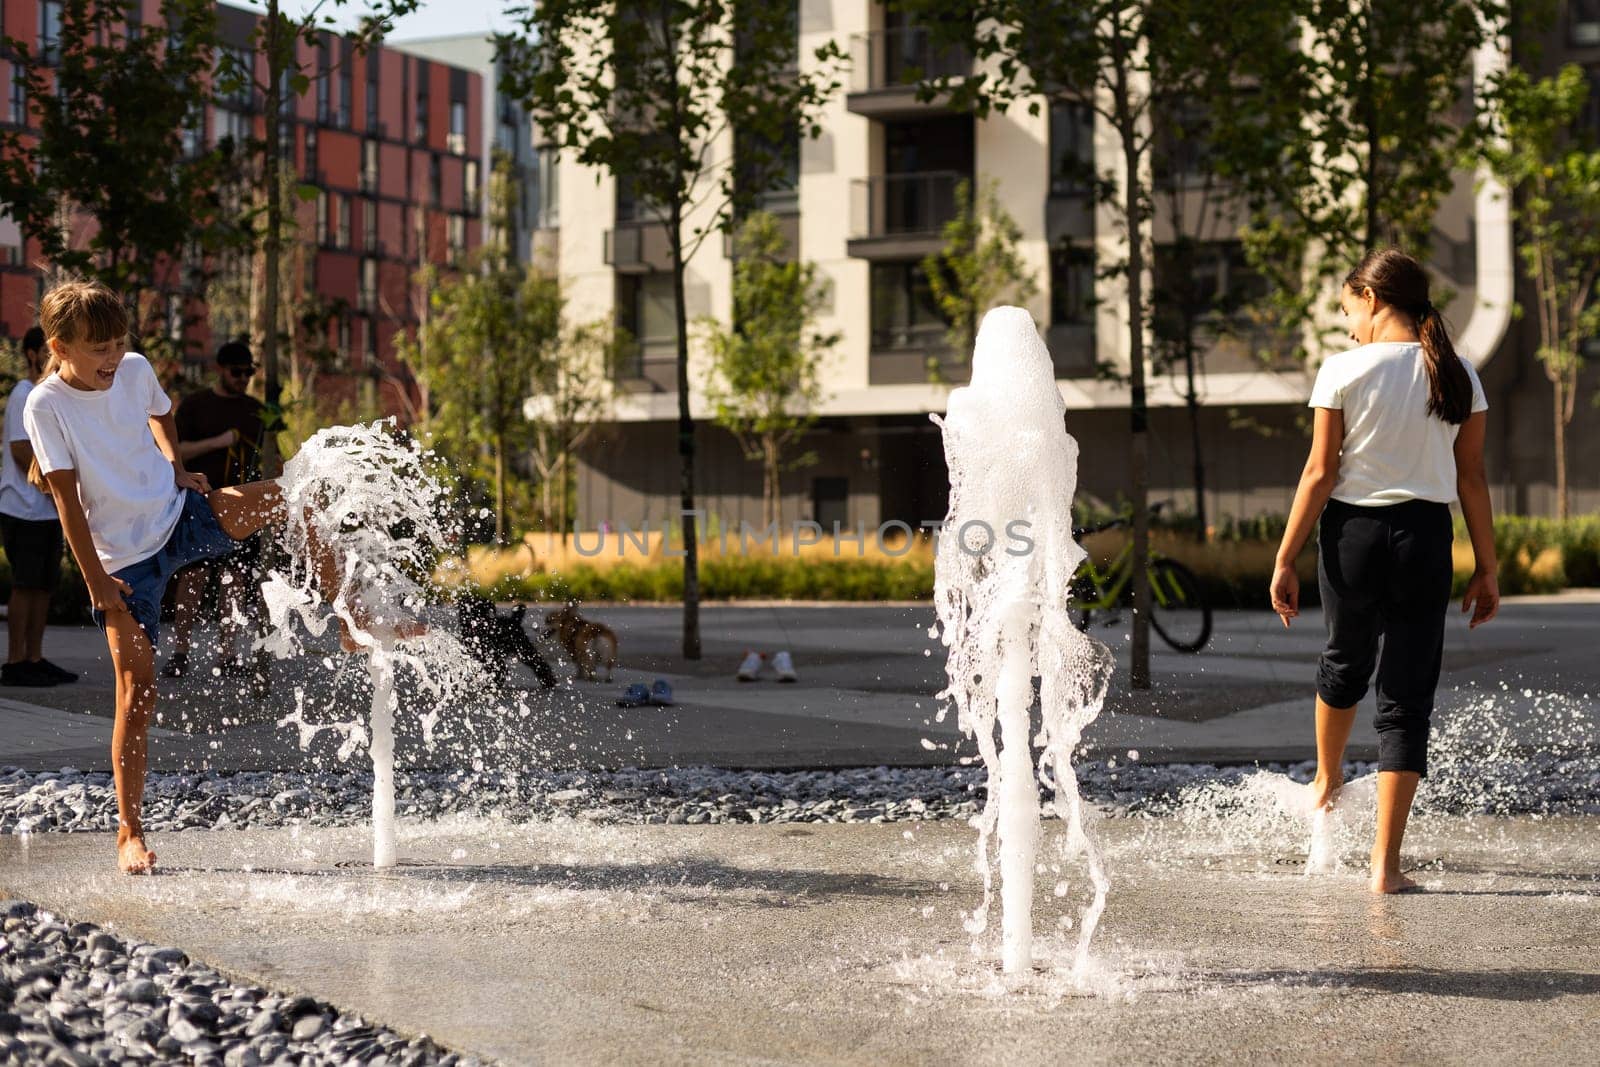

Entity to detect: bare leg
[104,610,158,874]
[22,588,49,662]
[166,563,210,660]
[1371,770,1421,894]
[205,481,424,650]
[1310,697,1357,811]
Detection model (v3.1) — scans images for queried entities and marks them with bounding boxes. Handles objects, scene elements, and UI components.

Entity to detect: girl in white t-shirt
[24,281,422,875]
[1269,248,1500,895]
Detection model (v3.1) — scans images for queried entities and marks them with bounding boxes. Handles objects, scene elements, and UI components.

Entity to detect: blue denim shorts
[92,490,241,647]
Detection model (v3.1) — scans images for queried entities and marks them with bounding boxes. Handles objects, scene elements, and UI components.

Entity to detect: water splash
[258,420,492,867]
[931,307,1114,976]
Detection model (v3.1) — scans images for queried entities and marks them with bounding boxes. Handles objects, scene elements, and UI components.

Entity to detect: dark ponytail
[1344,248,1473,425]
[1415,303,1473,425]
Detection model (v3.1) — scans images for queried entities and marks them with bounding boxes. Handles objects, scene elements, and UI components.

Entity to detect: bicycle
[1069,504,1213,653]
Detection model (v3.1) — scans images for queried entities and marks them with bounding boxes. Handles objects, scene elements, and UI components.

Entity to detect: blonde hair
[28,280,131,493]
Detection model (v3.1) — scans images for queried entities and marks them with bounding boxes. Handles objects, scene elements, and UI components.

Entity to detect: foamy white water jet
[932,307,1113,976]
[258,421,484,868]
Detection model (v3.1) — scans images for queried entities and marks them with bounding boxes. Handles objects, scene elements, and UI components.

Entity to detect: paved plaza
[2,592,1595,773]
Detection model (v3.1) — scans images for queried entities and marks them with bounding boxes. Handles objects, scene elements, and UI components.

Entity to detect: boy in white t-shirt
[25,281,423,874]
[0,327,75,687]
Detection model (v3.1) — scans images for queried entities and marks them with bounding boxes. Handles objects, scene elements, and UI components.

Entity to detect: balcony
[605,222,674,274]
[868,323,966,385]
[616,338,677,393]
[847,170,966,259]
[846,28,971,120]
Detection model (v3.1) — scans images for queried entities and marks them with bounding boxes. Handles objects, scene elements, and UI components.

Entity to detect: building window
[414,77,429,141]
[338,68,352,128]
[1573,0,1600,46]
[9,72,27,126]
[813,477,848,530]
[448,100,467,154]
[360,257,377,310]
[1049,100,1094,197]
[361,139,378,192]
[316,46,331,124]
[736,124,800,214]
[535,146,559,228]
[315,191,329,245]
[336,194,352,249]
[363,199,377,252]
[180,107,204,158]
[447,214,465,260]
[464,158,479,213]
[429,154,442,206]
[304,127,319,180]
[215,108,250,149]
[1050,244,1095,326]
[616,273,678,378]
[869,261,946,351]
[1153,98,1211,187]
[366,76,379,133]
[40,1,63,65]
[338,317,351,362]
[365,316,379,361]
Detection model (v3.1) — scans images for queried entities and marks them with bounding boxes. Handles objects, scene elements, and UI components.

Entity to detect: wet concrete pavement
[3,816,1596,1064]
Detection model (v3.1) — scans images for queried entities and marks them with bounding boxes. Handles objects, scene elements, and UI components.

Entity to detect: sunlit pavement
[2,592,1595,773]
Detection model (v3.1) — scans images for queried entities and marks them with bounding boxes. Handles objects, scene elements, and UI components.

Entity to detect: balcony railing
[616,338,677,392]
[850,27,971,94]
[850,171,966,240]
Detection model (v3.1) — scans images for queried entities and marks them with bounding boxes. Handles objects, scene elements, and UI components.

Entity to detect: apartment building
[0,0,483,406]
[393,32,550,264]
[546,1,1595,527]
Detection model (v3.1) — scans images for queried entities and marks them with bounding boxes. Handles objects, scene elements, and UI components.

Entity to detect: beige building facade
[533,1,1600,532]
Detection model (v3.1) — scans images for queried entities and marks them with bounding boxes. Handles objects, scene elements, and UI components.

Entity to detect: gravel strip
[0,898,475,1066]
[4,751,1596,838]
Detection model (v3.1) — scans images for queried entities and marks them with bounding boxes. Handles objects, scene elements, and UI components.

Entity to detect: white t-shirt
[24,354,186,573]
[0,379,59,522]
[1309,341,1488,507]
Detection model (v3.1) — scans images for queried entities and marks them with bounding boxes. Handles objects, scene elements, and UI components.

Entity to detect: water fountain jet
[932,307,1114,976]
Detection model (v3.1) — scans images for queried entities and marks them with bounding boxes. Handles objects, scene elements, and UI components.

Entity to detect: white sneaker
[772,650,797,683]
[736,650,764,682]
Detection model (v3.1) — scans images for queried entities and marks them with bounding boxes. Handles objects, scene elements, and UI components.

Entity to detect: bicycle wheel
[1146,558,1212,653]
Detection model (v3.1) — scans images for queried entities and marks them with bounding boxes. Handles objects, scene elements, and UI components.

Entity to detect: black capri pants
[1316,498,1454,776]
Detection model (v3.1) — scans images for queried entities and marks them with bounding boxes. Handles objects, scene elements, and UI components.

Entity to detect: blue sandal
[615,683,651,708]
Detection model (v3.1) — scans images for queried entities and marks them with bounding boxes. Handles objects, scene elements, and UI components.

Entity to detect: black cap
[216,340,254,367]
[22,326,45,353]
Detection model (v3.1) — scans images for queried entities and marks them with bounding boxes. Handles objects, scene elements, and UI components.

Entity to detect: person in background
[162,341,266,684]
[0,327,76,687]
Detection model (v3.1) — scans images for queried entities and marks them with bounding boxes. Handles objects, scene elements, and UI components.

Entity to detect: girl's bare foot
[1308,771,1344,813]
[1369,869,1419,894]
[117,830,156,875]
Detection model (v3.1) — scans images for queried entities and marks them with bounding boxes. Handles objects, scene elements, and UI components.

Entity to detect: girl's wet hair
[38,280,130,347]
[1344,248,1473,424]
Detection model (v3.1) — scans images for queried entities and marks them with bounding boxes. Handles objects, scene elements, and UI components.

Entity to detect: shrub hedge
[475,514,1598,606]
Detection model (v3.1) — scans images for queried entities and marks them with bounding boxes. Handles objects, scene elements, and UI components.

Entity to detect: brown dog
[542,601,618,682]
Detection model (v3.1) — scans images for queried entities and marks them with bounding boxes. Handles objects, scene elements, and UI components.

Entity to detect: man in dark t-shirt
[162,341,268,687]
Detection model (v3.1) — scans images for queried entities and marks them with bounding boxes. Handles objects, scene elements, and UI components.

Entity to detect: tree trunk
[260,0,283,475]
[1184,332,1207,540]
[495,432,507,545]
[1554,375,1569,521]
[669,205,701,659]
[1363,9,1379,253]
[1116,56,1152,691]
[763,434,780,529]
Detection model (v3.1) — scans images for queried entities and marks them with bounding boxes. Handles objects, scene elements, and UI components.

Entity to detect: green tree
[498,0,846,658]
[899,0,1165,687]
[0,0,248,344]
[703,211,838,528]
[920,177,1038,378]
[1482,64,1600,521]
[1203,0,1508,355]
